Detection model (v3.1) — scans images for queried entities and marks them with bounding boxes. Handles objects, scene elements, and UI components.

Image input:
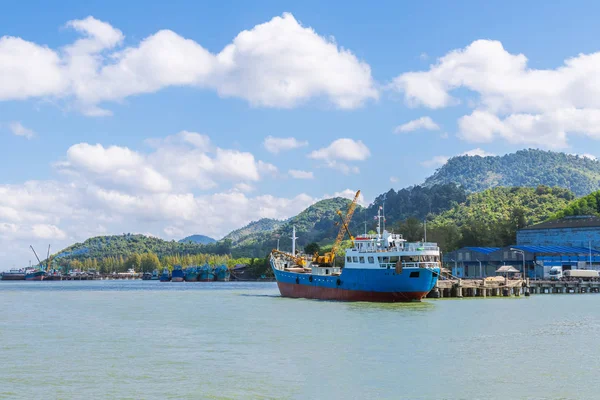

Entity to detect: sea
[0,280,598,400]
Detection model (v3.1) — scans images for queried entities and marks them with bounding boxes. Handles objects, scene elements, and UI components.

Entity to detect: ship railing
[379,262,440,269]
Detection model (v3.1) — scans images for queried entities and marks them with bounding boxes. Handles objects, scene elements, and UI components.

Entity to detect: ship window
[352,256,358,263]
[378,256,390,263]
[325,269,329,275]
[389,256,399,263]
[368,256,374,263]
[409,271,420,278]
[347,256,352,263]
[359,257,365,263]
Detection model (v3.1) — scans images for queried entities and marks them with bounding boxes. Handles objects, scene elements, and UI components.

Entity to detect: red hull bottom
[277,282,428,302]
[25,276,44,281]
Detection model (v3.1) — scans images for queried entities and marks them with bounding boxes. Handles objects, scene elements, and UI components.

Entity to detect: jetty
[427,277,600,298]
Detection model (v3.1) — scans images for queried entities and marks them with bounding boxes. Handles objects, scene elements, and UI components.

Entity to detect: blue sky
[2,0,600,267]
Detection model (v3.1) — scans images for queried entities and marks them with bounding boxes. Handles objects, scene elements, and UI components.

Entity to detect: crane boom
[30,245,43,269]
[314,190,360,266]
[46,244,52,271]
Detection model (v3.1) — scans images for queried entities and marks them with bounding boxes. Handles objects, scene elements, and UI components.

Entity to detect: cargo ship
[199,264,215,282]
[1,269,26,280]
[214,264,230,281]
[24,268,45,281]
[270,191,440,302]
[171,265,185,282]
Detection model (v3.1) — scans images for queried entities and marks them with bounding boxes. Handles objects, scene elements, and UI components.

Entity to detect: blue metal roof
[510,245,600,255]
[464,247,501,254]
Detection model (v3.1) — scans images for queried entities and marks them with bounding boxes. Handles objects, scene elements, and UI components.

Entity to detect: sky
[2,0,600,268]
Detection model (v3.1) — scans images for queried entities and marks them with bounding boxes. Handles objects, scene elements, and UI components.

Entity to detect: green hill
[223,218,283,246]
[423,149,600,196]
[178,234,216,245]
[550,189,600,219]
[424,186,575,251]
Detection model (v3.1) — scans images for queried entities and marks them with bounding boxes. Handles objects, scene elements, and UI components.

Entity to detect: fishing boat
[151,269,159,280]
[1,269,26,281]
[184,266,199,282]
[44,269,63,281]
[142,272,152,280]
[199,264,215,282]
[270,190,440,302]
[171,265,185,282]
[159,268,171,282]
[214,264,230,281]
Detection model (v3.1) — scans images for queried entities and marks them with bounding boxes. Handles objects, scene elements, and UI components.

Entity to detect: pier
[427,278,600,298]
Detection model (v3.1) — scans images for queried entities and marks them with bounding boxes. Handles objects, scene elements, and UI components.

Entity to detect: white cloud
[394,116,440,133]
[288,169,314,179]
[9,121,35,139]
[570,153,597,160]
[0,14,377,115]
[328,189,367,207]
[421,155,449,168]
[309,138,370,161]
[390,176,399,183]
[391,39,600,148]
[460,148,495,157]
[32,224,67,240]
[263,136,308,154]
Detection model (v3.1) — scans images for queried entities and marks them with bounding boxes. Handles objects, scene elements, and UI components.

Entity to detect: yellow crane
[270,249,306,267]
[313,189,361,266]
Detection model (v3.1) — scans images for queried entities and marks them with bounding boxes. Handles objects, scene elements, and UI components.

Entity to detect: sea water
[0,280,598,399]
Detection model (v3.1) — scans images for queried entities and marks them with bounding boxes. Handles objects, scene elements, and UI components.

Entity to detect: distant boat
[44,269,62,281]
[159,268,171,282]
[184,266,199,282]
[142,272,152,280]
[25,268,45,281]
[199,264,215,282]
[151,269,159,280]
[171,265,185,282]
[1,269,25,281]
[214,264,230,282]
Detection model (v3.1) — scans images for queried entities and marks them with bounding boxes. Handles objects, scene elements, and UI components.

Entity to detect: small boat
[159,268,171,282]
[142,272,152,280]
[25,268,45,281]
[214,264,230,281]
[171,265,185,282]
[199,264,215,282]
[1,268,26,281]
[150,269,159,280]
[184,266,199,282]
[44,269,62,281]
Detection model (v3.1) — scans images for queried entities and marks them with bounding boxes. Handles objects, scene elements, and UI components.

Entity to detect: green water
[0,281,598,399]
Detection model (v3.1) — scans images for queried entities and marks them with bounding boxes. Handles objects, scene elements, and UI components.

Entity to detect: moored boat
[25,268,46,281]
[184,266,199,282]
[150,269,159,280]
[142,272,152,280]
[1,269,26,281]
[159,268,171,282]
[214,264,230,281]
[171,265,185,282]
[199,264,215,282]
[44,269,63,281]
[270,190,440,302]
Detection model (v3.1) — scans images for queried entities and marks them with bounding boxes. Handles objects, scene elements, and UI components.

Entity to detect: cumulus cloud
[9,121,35,139]
[0,14,377,115]
[263,136,308,154]
[461,148,495,157]
[288,169,314,179]
[391,39,600,148]
[308,138,369,174]
[309,138,370,161]
[420,156,449,168]
[394,116,439,133]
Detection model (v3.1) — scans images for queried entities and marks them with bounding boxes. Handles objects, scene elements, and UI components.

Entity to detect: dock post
[456,279,463,298]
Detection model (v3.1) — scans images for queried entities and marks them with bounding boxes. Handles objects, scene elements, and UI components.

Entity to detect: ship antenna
[291,226,298,255]
[382,193,387,232]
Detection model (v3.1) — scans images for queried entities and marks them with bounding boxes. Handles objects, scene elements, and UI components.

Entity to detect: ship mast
[291,225,297,255]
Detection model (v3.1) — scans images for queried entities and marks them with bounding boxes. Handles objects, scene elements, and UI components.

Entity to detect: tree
[140,252,161,272]
[304,242,320,256]
[124,253,142,272]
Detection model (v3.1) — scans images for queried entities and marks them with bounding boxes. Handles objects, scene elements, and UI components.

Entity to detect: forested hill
[423,149,600,196]
[420,186,575,251]
[551,189,600,219]
[178,234,216,245]
[222,218,283,246]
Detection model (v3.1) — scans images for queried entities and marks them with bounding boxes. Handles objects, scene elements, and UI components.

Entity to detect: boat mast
[291,226,297,255]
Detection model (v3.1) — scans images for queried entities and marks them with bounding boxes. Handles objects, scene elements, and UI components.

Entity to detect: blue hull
[271,261,439,302]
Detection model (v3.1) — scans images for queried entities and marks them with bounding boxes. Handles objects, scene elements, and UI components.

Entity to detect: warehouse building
[517,215,600,249]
